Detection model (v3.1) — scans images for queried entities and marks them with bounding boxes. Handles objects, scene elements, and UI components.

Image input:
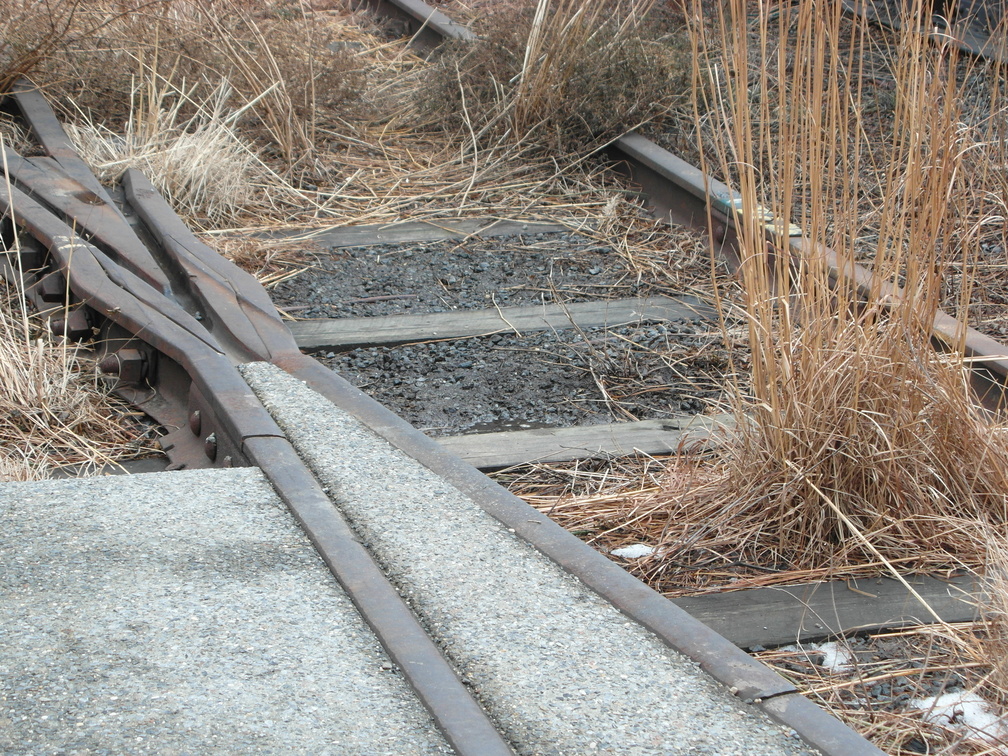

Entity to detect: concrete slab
[0,468,450,755]
[242,362,820,756]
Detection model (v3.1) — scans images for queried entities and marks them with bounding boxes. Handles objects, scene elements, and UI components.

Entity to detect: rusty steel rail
[840,0,1008,64]
[610,132,1008,412]
[0,80,886,756]
[353,0,1008,413]
[351,0,473,50]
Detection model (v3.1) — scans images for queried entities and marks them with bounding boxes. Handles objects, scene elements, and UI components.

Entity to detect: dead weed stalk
[65,76,260,223]
[635,0,1008,581]
[33,0,364,175]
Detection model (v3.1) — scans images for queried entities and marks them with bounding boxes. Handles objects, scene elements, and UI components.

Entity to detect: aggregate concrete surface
[242,362,820,756]
[0,468,451,755]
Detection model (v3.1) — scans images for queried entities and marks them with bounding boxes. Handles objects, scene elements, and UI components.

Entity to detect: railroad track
[1,1,1002,754]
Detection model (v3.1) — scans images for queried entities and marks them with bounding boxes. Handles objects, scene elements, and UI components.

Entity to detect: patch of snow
[771,642,853,674]
[610,544,655,559]
[816,641,854,674]
[912,690,1008,744]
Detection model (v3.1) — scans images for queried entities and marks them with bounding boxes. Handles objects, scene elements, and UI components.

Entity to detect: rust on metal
[270,350,884,755]
[0,10,962,746]
[121,169,299,363]
[609,133,742,270]
[242,434,515,756]
[1,147,171,295]
[270,3,895,753]
[97,347,154,386]
[9,82,119,208]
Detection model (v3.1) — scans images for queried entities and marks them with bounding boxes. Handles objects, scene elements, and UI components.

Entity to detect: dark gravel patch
[276,231,733,436]
[271,232,671,319]
[321,321,731,436]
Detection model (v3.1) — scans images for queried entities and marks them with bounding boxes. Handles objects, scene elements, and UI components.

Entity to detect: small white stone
[610,544,655,559]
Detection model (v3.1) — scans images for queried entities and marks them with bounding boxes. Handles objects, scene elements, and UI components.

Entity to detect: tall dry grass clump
[31,1,364,175]
[644,0,1008,579]
[0,279,143,481]
[419,0,691,155]
[65,77,260,223]
[32,1,370,224]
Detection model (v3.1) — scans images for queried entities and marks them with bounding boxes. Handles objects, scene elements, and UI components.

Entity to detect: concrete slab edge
[238,434,515,756]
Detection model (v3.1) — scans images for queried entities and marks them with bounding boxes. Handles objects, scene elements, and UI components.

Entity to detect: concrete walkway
[0,363,830,755]
[0,469,450,755]
[242,362,819,756]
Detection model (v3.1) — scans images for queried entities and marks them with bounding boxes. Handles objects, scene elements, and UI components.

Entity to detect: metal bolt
[188,409,202,436]
[49,308,92,342]
[97,349,147,385]
[204,432,217,461]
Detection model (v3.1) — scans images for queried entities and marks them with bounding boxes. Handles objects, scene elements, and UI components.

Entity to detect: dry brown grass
[495,3,1008,752]
[65,78,261,223]
[976,534,1008,703]
[19,0,693,237]
[30,1,365,174]
[0,1,717,477]
[4,0,1007,749]
[418,0,690,156]
[0,0,124,92]
[202,232,324,289]
[0,281,152,481]
[754,618,1008,755]
[622,0,1008,584]
[522,0,1008,593]
[485,8,1008,749]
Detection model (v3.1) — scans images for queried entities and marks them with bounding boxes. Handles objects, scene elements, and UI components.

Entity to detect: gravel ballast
[326,322,726,435]
[269,232,653,320]
[273,231,730,436]
[242,361,819,756]
[0,468,450,755]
